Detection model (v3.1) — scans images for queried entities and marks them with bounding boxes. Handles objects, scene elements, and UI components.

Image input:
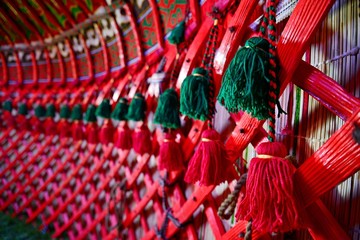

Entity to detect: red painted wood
[0,141,81,211]
[204,197,226,238]
[0,136,54,197]
[305,200,350,240]
[294,61,360,121]
[13,142,94,217]
[52,148,130,238]
[295,109,360,207]
[0,51,8,86]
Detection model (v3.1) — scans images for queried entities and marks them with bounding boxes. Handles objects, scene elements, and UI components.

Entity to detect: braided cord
[267,0,279,142]
[218,173,247,219]
[206,20,219,120]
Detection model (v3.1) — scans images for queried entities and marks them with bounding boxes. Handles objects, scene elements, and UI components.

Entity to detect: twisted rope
[218,173,247,219]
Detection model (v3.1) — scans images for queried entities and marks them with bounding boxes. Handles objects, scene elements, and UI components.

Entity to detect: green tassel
[95,98,111,119]
[180,67,209,121]
[217,37,271,120]
[18,103,28,116]
[126,93,146,121]
[111,98,129,121]
[3,100,12,112]
[59,105,71,119]
[71,104,83,121]
[168,21,185,45]
[84,104,97,123]
[34,105,46,118]
[46,104,56,118]
[154,88,181,129]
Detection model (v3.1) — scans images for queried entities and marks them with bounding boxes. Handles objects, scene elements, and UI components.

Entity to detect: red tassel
[158,132,184,172]
[86,123,99,144]
[184,128,238,186]
[132,124,152,155]
[100,119,114,145]
[114,122,132,150]
[3,111,16,128]
[44,118,57,136]
[16,115,30,131]
[72,121,84,141]
[236,142,299,233]
[58,120,71,139]
[30,117,43,133]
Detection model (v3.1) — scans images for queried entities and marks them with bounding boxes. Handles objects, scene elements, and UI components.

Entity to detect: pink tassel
[236,142,299,233]
[132,124,152,155]
[185,128,238,186]
[158,132,184,172]
[72,121,84,141]
[114,122,132,150]
[86,123,99,144]
[100,119,114,145]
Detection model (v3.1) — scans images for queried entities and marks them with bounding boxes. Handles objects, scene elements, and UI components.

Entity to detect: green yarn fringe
[168,21,185,45]
[59,104,71,119]
[111,98,129,121]
[18,103,28,116]
[126,93,146,121]
[95,99,111,119]
[3,100,12,112]
[180,67,209,121]
[85,104,97,123]
[217,37,271,120]
[71,104,83,121]
[154,88,181,129]
[35,105,46,118]
[45,104,56,118]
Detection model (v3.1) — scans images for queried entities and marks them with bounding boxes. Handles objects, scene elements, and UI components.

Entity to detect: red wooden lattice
[0,0,359,239]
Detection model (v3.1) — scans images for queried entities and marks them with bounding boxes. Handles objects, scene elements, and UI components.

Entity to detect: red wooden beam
[0,51,8,87]
[0,141,82,211]
[15,144,96,217]
[294,61,360,121]
[0,27,23,87]
[51,149,130,237]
